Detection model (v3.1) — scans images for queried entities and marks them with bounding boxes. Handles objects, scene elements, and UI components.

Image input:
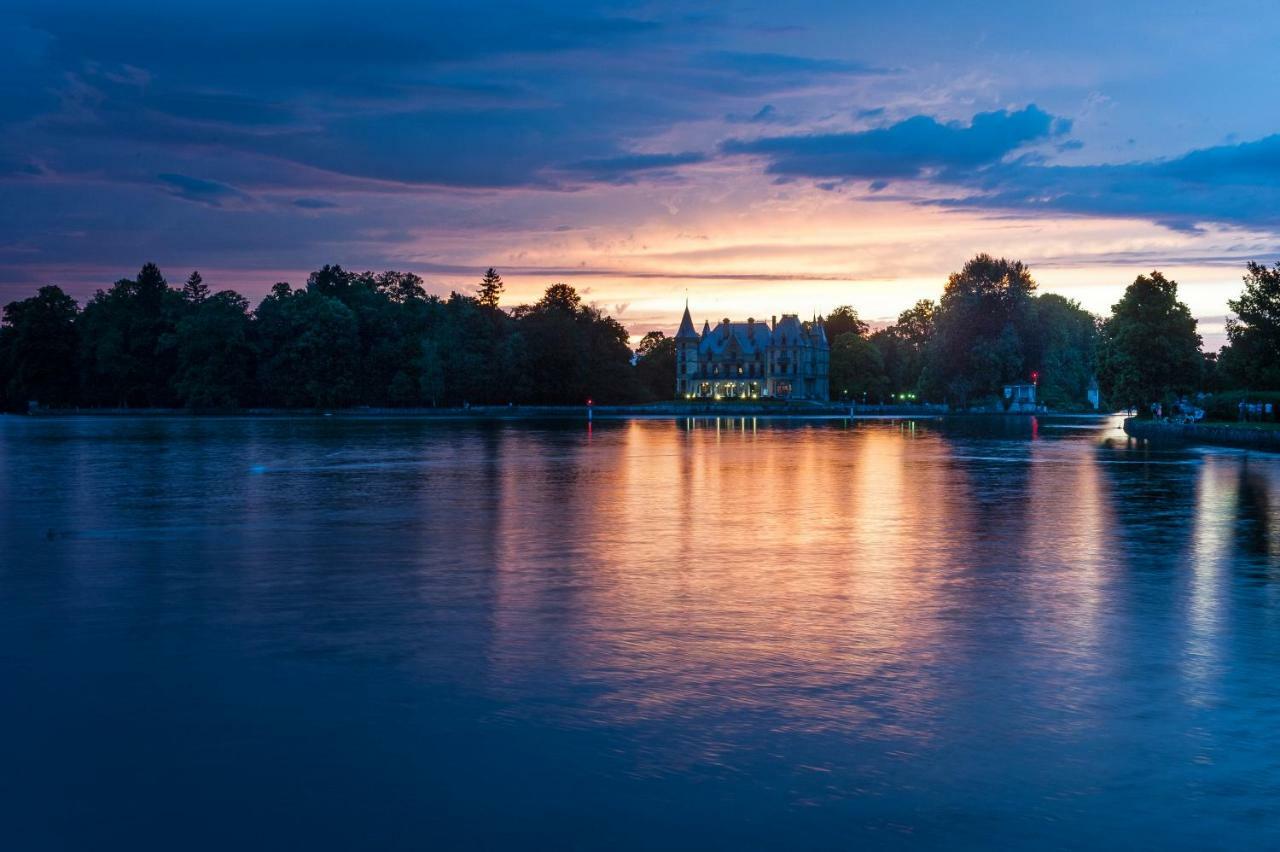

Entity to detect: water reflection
[5,414,1280,848]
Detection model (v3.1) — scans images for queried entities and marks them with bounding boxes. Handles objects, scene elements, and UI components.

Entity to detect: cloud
[698,51,886,78]
[157,173,250,207]
[939,133,1280,231]
[727,104,783,124]
[723,105,1068,184]
[293,197,338,209]
[561,151,707,184]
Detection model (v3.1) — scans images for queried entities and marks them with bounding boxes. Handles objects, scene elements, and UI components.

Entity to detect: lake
[3,414,1280,849]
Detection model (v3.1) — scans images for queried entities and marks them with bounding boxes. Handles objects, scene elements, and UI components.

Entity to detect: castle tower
[674,302,700,398]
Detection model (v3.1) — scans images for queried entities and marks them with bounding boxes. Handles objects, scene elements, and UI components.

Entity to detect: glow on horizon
[5,0,1278,356]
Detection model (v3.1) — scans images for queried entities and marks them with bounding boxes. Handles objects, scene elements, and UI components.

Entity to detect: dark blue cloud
[2,2,871,192]
[293,197,339,210]
[698,51,886,78]
[722,105,1068,182]
[943,134,1280,231]
[157,173,250,207]
[562,152,707,184]
[727,103,783,123]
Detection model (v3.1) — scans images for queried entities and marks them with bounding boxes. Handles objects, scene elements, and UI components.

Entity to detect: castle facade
[674,305,829,401]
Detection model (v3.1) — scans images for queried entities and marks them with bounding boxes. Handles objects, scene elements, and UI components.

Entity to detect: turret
[674,302,701,398]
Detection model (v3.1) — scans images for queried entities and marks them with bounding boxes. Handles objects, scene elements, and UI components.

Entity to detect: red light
[586,398,593,406]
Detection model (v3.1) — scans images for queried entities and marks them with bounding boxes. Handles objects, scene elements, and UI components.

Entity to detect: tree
[924,255,1038,406]
[1032,294,1099,409]
[255,287,360,408]
[634,331,676,400]
[514,283,638,403]
[417,337,446,406]
[0,285,80,409]
[372,270,427,304]
[873,299,936,397]
[824,305,869,340]
[536,282,581,313]
[1219,261,1280,390]
[829,332,888,401]
[173,290,256,408]
[306,264,356,299]
[1096,271,1202,413]
[182,270,210,304]
[477,267,504,310]
[78,263,185,407]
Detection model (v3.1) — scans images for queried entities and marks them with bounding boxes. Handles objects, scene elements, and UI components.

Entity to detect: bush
[1200,389,1280,421]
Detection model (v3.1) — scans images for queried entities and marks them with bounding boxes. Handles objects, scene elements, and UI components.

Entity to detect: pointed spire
[675,300,698,339]
[701,319,711,338]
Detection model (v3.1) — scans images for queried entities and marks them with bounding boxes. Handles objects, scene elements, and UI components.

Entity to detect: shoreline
[10,404,1109,421]
[1124,417,1280,452]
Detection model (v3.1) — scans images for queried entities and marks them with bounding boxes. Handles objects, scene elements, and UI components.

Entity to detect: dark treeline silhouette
[1,254,1275,413]
[828,255,1101,408]
[0,264,642,410]
[812,253,1270,414]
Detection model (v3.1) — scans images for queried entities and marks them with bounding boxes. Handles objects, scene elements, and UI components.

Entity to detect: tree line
[0,264,643,410]
[822,254,1279,415]
[0,254,1276,413]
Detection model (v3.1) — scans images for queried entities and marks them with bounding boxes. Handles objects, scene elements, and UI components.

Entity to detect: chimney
[771,315,777,330]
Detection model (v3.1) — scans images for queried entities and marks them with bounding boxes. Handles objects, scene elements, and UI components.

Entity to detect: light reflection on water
[4,414,1280,849]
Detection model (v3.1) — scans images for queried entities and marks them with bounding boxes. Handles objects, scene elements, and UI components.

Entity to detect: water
[3,414,1280,850]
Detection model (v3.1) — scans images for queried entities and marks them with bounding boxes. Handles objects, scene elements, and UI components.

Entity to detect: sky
[4,0,1280,347]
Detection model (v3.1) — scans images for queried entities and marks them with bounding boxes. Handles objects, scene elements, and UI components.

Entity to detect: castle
[674,304,829,401]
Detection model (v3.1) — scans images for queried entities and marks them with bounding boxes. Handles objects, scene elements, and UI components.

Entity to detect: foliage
[1032,294,1099,409]
[255,285,360,408]
[634,331,676,400]
[1096,271,1201,412]
[0,285,80,408]
[829,332,888,401]
[78,263,186,407]
[871,299,935,396]
[173,291,255,408]
[823,305,869,340]
[923,254,1039,406]
[477,268,504,310]
[1218,261,1280,390]
[18,255,1280,414]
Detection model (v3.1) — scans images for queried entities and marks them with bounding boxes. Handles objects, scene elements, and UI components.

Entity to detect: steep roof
[675,303,699,339]
[699,320,772,357]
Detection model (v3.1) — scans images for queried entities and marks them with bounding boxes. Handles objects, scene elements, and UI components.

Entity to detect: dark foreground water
[4,414,1280,850]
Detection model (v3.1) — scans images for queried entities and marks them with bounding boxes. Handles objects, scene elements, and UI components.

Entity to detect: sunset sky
[5,0,1280,347]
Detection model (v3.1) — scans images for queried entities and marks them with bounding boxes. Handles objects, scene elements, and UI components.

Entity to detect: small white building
[1003,382,1037,413]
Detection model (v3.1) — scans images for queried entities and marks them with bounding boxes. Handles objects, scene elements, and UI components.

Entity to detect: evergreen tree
[182,270,210,304]
[477,268,504,310]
